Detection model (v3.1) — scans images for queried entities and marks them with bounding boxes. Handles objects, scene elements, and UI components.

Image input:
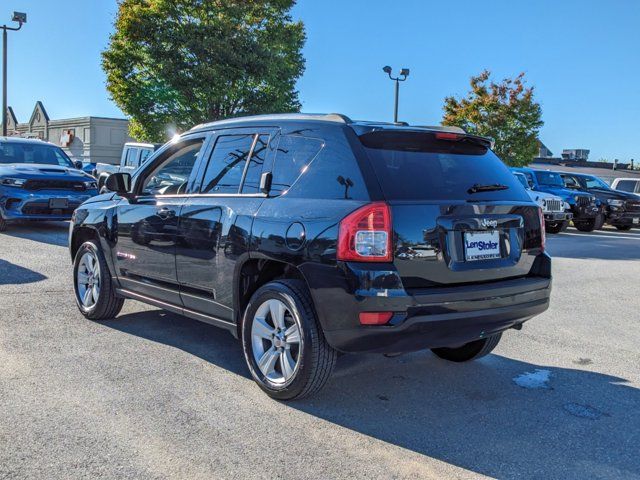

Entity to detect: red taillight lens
[435,132,462,141]
[359,312,393,325]
[538,207,546,252]
[337,202,392,262]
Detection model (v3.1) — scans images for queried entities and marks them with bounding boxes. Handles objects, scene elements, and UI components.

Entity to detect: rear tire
[616,225,632,231]
[431,333,502,362]
[73,240,124,320]
[241,279,337,400]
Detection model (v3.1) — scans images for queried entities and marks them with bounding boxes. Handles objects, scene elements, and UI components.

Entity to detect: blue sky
[4,0,639,161]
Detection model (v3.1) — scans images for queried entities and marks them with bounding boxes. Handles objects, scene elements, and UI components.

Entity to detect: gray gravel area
[1,221,639,479]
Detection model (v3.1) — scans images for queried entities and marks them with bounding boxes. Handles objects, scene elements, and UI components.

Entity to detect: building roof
[0,136,49,144]
[530,162,640,180]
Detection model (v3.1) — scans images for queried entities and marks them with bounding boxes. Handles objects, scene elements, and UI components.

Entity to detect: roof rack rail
[190,113,352,131]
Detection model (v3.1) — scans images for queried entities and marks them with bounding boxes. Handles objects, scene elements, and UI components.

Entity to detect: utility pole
[382,66,410,123]
[1,12,27,137]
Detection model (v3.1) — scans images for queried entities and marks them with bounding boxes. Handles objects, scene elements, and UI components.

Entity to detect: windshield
[534,171,564,187]
[360,131,528,202]
[0,142,74,168]
[582,175,610,189]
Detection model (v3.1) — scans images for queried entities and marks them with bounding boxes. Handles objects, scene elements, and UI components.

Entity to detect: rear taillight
[337,202,392,262]
[538,207,546,252]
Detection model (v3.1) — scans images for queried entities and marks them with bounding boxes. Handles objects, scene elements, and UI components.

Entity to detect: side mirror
[74,160,83,170]
[259,171,272,195]
[105,172,132,196]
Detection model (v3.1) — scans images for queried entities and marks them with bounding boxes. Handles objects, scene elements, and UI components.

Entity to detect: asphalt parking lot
[1,222,639,480]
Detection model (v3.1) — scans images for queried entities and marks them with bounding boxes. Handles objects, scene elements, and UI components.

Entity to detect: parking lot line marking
[557,232,640,240]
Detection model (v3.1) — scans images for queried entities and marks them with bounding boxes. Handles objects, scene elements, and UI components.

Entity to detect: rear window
[615,180,638,192]
[360,131,528,202]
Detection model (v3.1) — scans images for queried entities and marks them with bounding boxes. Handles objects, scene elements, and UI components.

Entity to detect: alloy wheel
[251,299,302,385]
[76,251,101,308]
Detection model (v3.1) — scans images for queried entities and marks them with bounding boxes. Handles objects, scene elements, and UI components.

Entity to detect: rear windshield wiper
[467,183,509,194]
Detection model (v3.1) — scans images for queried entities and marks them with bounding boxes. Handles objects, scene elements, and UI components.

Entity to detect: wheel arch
[233,256,311,338]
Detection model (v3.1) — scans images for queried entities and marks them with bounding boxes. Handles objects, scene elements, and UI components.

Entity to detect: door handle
[156,207,176,219]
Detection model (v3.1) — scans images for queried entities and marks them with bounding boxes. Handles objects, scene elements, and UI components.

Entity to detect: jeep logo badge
[481,219,498,229]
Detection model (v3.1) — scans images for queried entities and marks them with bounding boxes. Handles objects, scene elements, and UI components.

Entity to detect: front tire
[574,219,596,232]
[241,279,337,400]
[545,220,567,234]
[0,217,7,232]
[431,333,502,362]
[73,240,124,320]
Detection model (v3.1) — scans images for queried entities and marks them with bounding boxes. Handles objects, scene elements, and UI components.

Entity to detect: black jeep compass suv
[69,113,551,399]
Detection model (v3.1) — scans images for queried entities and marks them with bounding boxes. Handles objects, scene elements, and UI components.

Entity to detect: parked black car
[560,172,640,230]
[69,114,551,399]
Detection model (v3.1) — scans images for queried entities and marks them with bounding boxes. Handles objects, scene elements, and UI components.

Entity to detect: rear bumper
[304,253,552,354]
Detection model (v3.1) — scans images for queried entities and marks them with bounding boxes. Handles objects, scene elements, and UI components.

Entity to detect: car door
[175,128,276,321]
[113,134,209,306]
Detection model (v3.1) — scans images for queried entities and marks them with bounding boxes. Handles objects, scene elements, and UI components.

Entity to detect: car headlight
[0,177,26,187]
[574,195,580,202]
[84,181,98,189]
[607,199,624,207]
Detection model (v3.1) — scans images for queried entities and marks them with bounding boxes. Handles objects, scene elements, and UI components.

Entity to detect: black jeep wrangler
[69,114,551,399]
[560,172,640,230]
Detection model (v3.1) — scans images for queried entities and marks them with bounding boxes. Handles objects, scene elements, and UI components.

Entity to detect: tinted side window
[139,148,153,165]
[125,148,139,167]
[271,135,323,195]
[616,180,637,192]
[141,140,203,196]
[242,134,268,194]
[201,135,254,194]
[287,134,369,200]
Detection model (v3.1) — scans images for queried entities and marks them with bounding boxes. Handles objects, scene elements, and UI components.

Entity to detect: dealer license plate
[49,198,69,209]
[464,230,501,261]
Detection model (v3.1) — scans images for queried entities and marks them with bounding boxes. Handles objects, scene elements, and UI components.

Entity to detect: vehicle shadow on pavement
[298,352,640,479]
[0,259,47,285]
[99,309,249,377]
[100,308,639,479]
[1,221,69,248]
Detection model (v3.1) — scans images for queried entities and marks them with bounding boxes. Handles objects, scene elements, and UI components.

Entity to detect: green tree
[103,0,305,142]
[442,70,543,167]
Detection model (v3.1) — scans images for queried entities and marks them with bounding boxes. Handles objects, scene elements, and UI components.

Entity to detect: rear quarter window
[276,133,369,200]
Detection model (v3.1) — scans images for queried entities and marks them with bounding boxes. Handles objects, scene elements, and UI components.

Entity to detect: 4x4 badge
[481,218,498,229]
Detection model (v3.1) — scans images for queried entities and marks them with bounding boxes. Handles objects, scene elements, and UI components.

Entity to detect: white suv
[611,178,640,195]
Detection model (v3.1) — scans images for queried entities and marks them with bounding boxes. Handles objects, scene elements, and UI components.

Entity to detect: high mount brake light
[435,132,463,141]
[337,202,392,262]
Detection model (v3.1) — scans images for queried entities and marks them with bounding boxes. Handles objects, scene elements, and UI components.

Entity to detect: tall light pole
[382,65,409,123]
[2,12,26,137]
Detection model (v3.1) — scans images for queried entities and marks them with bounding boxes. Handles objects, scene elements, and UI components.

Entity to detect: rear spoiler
[358,128,495,150]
